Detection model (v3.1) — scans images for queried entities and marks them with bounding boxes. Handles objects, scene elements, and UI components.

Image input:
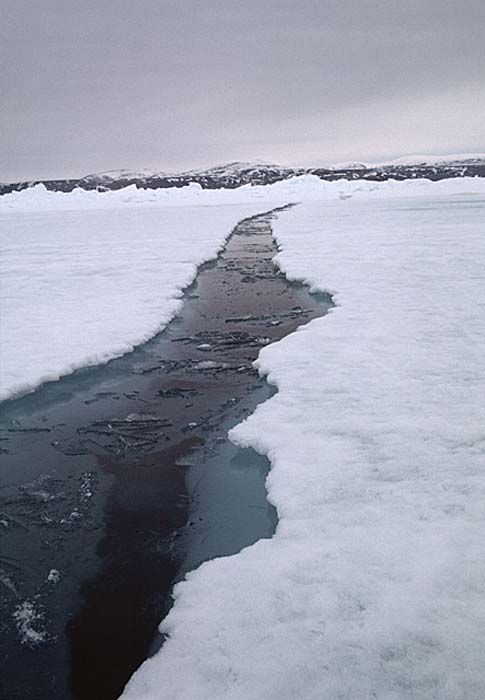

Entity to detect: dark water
[0,207,332,700]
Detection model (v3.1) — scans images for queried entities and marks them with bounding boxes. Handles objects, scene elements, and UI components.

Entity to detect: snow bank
[122,184,485,699]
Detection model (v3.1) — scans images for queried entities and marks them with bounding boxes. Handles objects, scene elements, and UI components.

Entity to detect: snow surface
[122,181,485,700]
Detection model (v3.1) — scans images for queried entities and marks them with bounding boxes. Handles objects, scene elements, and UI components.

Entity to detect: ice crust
[121,181,485,699]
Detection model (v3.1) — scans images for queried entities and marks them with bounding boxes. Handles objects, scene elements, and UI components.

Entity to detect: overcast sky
[1,0,484,181]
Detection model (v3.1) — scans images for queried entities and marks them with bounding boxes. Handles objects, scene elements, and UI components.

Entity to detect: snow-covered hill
[1,156,484,196]
[374,153,485,167]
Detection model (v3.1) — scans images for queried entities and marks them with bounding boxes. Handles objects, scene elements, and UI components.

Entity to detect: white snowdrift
[122,182,485,699]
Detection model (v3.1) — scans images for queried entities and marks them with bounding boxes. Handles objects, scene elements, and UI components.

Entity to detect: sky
[1,0,485,181]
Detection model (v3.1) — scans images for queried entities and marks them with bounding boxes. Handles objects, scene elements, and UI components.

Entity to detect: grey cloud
[1,0,484,180]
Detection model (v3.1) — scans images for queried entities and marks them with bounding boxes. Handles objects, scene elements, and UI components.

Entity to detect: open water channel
[0,206,332,699]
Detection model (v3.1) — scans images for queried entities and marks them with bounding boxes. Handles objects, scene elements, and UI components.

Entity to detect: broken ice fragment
[47,569,60,584]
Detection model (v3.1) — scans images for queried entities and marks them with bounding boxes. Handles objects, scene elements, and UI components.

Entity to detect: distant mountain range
[1,156,485,196]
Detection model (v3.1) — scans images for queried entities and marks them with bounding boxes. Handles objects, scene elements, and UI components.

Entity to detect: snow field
[122,189,485,699]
